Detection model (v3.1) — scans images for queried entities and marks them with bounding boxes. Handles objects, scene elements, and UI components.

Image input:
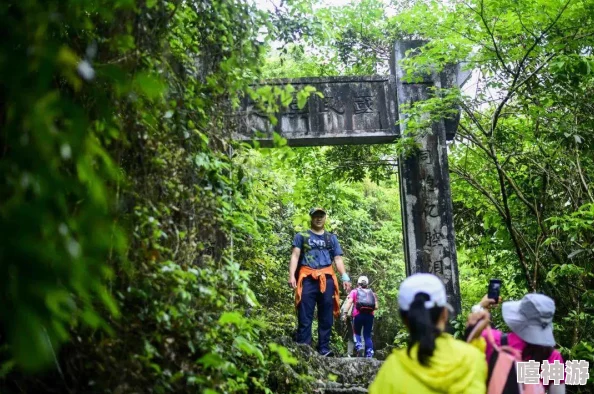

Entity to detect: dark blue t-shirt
[292,230,343,269]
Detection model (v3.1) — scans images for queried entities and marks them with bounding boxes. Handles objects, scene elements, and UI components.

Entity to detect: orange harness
[295,265,340,317]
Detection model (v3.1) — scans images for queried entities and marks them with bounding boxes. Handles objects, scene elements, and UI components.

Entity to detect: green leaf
[115,0,136,10]
[57,46,79,68]
[268,343,298,365]
[234,336,264,361]
[198,353,225,369]
[218,311,245,326]
[272,132,288,147]
[297,91,308,109]
[113,34,136,52]
[45,290,75,321]
[11,309,54,371]
[244,288,260,307]
[0,360,15,378]
[133,72,166,99]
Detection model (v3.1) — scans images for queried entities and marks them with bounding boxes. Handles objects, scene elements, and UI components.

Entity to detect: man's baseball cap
[398,273,454,312]
[309,207,326,216]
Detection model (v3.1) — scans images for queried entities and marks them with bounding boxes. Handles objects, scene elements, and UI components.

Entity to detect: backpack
[485,329,545,394]
[355,288,376,312]
[298,231,335,266]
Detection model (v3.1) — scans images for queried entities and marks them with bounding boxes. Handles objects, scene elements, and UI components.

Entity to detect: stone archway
[235,41,471,315]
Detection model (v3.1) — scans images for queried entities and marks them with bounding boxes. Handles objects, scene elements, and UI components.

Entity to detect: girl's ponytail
[402,292,442,366]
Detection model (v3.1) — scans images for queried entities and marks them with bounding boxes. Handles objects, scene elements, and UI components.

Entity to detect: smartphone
[488,279,502,303]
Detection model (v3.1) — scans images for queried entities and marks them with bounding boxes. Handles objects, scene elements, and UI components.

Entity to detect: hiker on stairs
[370,273,488,394]
[289,207,352,357]
[341,275,378,358]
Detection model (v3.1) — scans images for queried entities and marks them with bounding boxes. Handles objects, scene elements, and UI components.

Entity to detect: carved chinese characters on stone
[419,139,453,286]
[419,150,432,164]
[321,97,345,115]
[425,204,439,218]
[236,76,398,147]
[354,95,374,114]
[424,175,436,192]
[424,228,444,247]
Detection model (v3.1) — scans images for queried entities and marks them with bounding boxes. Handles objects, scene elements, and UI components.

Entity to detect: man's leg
[316,274,335,355]
[363,314,374,357]
[353,314,364,356]
[296,277,317,345]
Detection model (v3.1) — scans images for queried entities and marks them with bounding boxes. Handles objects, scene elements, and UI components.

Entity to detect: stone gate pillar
[391,41,462,316]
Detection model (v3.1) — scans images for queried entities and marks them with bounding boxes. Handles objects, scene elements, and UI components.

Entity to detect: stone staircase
[314,357,382,393]
[267,338,386,393]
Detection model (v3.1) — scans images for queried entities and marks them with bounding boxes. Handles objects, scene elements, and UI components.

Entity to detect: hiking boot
[319,349,334,357]
[365,349,374,358]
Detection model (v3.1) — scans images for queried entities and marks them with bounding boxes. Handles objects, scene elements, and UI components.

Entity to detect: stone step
[269,339,383,393]
[313,357,380,393]
[321,383,368,393]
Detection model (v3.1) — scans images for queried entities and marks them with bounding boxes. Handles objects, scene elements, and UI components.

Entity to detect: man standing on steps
[289,207,352,357]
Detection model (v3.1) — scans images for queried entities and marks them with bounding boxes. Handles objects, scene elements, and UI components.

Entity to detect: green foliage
[392,0,594,390]
[0,0,130,372]
[262,2,594,391]
[0,0,311,392]
[5,0,594,392]
[248,84,323,127]
[232,145,406,354]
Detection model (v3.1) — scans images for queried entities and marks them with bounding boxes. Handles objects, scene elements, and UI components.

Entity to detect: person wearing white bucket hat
[369,273,487,394]
[472,293,566,393]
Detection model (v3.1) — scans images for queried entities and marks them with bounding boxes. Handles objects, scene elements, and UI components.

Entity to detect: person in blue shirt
[289,207,352,357]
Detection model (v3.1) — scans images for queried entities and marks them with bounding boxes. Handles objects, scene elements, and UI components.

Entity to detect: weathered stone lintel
[235,75,399,147]
[249,75,394,85]
[234,132,398,147]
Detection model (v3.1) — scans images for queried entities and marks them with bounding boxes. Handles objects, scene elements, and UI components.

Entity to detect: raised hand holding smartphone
[487,279,502,304]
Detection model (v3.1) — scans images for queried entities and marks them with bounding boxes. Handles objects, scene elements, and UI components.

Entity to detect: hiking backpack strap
[293,232,307,282]
[298,231,311,266]
[486,329,524,394]
[500,334,545,394]
[324,232,335,261]
[300,231,311,252]
[488,351,518,394]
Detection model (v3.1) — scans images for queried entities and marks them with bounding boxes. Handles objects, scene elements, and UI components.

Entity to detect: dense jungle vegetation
[1,0,593,392]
